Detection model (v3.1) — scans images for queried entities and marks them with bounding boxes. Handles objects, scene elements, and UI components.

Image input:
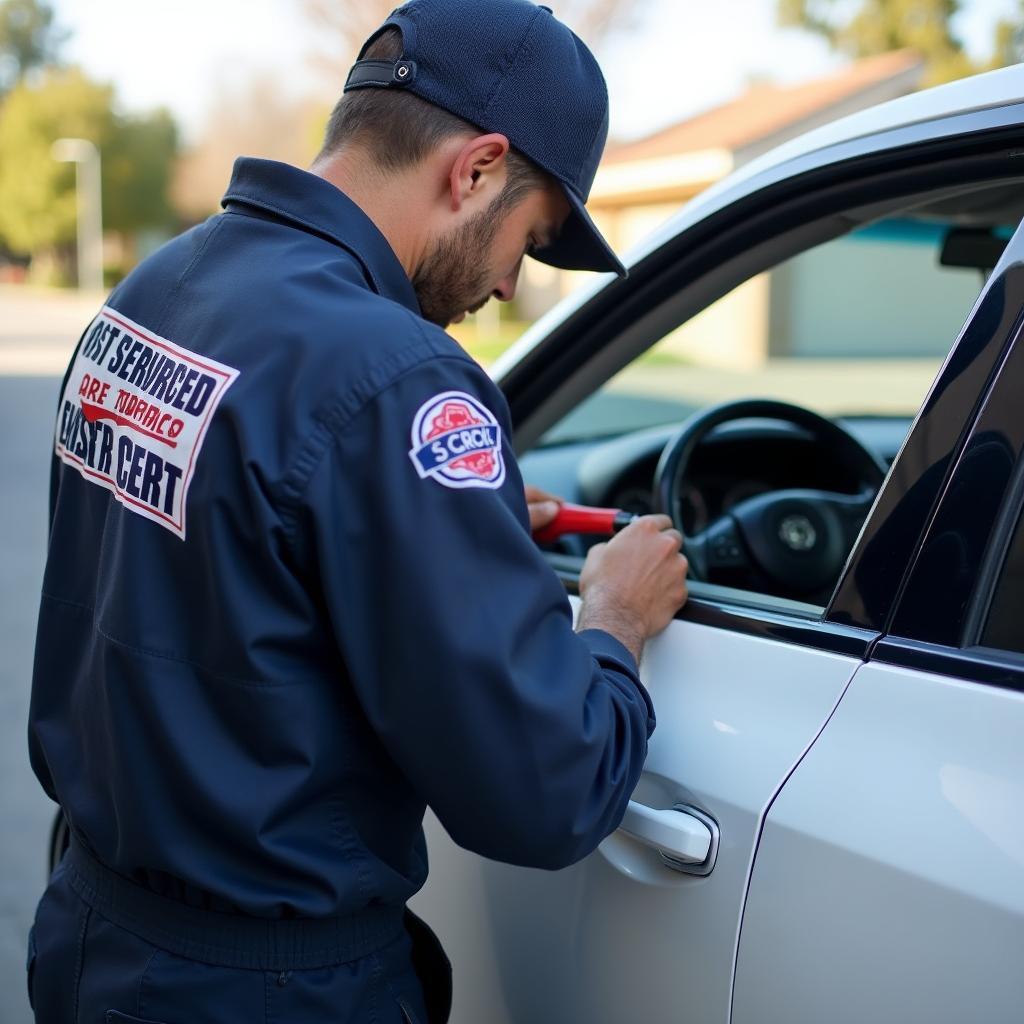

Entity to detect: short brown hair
[318,28,548,214]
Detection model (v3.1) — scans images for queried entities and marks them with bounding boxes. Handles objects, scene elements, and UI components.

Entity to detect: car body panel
[732,662,1024,1024]
[410,72,1024,1024]
[412,608,861,1024]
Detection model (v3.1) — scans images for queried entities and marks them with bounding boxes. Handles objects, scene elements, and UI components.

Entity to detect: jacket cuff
[577,628,657,736]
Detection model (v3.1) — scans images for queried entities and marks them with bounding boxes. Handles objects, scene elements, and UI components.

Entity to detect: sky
[52,0,1021,145]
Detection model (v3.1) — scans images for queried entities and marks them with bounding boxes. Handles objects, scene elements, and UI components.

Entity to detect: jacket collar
[221,157,421,315]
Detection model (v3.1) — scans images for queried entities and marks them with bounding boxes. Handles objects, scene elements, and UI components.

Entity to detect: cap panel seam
[480,5,543,126]
[483,12,576,184]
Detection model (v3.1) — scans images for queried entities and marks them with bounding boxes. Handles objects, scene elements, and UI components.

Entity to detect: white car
[408,64,1024,1023]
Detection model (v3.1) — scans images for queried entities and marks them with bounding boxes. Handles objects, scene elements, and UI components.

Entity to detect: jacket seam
[277,331,481,551]
[40,591,94,616]
[288,345,482,502]
[41,590,290,690]
[137,948,158,1017]
[72,904,91,1024]
[482,6,541,123]
[151,216,227,338]
[91,619,307,690]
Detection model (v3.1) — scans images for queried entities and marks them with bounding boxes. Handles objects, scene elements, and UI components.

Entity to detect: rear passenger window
[981,504,1024,654]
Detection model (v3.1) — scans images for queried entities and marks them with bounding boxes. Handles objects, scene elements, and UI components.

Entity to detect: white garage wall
[769,221,984,358]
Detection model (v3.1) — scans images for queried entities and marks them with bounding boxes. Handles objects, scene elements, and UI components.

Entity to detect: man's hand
[525,485,560,532]
[576,515,689,664]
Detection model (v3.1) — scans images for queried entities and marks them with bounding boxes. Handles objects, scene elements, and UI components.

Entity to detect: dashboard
[519,416,912,545]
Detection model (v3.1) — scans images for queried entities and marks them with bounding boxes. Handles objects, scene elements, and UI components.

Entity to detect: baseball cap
[344,0,626,278]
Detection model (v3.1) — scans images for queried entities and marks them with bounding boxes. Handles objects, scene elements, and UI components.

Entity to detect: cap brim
[531,186,627,278]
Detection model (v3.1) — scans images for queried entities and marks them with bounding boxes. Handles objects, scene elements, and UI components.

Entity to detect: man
[26,1,688,1021]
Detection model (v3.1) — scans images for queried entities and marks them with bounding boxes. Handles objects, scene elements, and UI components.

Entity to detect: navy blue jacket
[29,157,655,920]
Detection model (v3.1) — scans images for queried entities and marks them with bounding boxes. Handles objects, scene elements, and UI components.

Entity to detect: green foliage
[103,108,178,234]
[988,4,1024,69]
[0,67,111,253]
[0,67,179,256]
[0,0,66,93]
[778,0,1021,85]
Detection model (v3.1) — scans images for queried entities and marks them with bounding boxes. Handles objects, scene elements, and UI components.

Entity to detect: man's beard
[412,202,503,328]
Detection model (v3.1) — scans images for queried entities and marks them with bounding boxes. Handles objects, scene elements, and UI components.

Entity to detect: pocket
[25,924,37,1010]
[106,1013,171,1024]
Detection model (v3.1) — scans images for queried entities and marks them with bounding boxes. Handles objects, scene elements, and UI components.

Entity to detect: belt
[64,835,405,971]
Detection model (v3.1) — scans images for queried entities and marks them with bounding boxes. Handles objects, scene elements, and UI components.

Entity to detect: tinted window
[981,504,1024,654]
[544,218,993,446]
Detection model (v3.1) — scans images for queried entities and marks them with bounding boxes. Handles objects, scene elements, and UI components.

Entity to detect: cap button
[393,60,417,86]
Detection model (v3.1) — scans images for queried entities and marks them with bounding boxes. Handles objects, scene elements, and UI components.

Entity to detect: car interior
[519,176,1024,611]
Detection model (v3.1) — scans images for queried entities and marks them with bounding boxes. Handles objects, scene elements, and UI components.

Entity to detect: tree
[778,0,1023,85]
[103,108,179,236]
[0,67,179,261]
[302,0,649,81]
[0,0,66,95]
[171,73,327,222]
[989,3,1024,69]
[0,67,110,255]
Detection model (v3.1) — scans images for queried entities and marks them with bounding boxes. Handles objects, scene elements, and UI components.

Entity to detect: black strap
[345,58,418,92]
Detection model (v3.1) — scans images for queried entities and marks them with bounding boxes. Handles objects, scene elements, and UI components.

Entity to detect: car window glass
[533,204,1018,610]
[545,218,1004,447]
[980,502,1024,654]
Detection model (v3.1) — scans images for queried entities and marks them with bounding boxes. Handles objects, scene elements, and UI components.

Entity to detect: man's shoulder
[309,299,499,435]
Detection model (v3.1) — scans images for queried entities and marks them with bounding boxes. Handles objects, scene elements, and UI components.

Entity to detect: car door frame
[415,101,1024,1024]
[728,215,1024,1024]
[866,210,1024,690]
[499,103,1024,656]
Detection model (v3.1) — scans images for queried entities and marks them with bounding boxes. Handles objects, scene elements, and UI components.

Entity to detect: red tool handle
[533,503,635,544]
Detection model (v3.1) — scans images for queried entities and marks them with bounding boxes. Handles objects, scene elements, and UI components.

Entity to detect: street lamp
[51,137,104,293]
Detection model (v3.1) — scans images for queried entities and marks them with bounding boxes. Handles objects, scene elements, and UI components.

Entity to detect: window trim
[549,555,879,659]
[514,117,1024,643]
[885,266,1024,649]
[871,636,1024,694]
[964,447,1024,650]
[503,104,1024,447]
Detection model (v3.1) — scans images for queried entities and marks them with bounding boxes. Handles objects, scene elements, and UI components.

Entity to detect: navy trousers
[27,858,446,1024]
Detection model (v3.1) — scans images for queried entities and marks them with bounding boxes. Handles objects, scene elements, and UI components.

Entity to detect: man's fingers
[528,500,560,531]
[524,484,562,505]
[662,528,684,550]
[629,514,673,533]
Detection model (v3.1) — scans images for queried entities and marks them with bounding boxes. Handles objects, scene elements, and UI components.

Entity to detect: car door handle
[618,801,718,873]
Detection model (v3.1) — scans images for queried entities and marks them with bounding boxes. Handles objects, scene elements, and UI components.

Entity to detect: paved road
[0,285,101,376]
[0,376,62,1024]
[0,286,96,1022]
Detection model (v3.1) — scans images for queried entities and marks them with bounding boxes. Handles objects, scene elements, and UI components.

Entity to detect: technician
[27,1,689,1021]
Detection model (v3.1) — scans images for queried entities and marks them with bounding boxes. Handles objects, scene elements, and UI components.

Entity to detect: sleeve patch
[408,390,506,490]
[53,306,239,540]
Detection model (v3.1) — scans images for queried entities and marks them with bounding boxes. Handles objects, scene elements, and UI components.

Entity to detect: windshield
[543,218,1006,446]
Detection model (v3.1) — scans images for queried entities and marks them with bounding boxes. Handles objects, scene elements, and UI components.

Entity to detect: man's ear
[448,133,510,212]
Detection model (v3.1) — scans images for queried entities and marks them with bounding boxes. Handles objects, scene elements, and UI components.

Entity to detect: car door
[731,217,1024,1023]
[410,108,1024,1024]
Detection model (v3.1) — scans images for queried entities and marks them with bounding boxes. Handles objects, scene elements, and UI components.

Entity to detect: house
[518,50,929,370]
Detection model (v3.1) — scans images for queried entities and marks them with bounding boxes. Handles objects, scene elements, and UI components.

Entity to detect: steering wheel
[653,400,888,596]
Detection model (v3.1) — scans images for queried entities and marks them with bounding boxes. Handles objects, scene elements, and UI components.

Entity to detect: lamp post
[51,138,104,292]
